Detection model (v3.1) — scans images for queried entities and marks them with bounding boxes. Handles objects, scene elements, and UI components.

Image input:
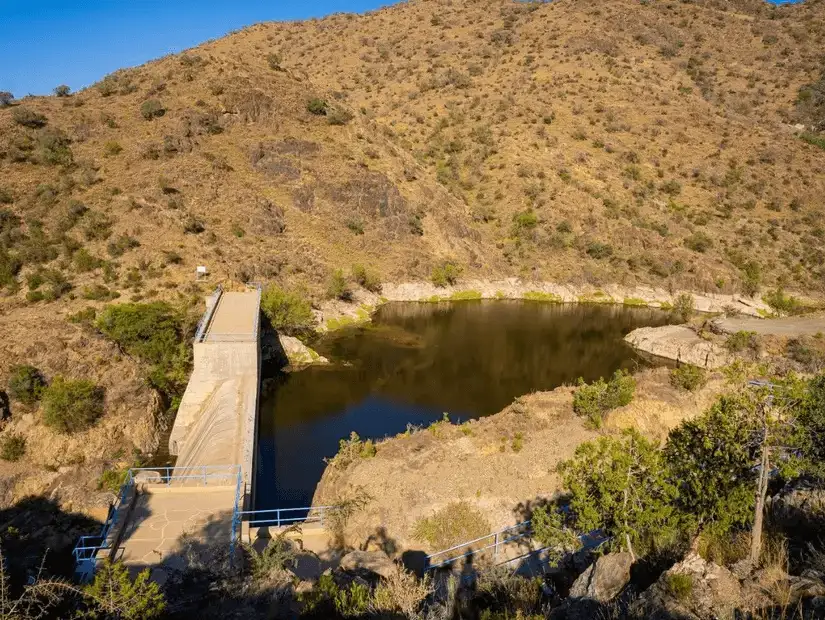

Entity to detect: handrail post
[494,532,499,563]
[202,465,207,486]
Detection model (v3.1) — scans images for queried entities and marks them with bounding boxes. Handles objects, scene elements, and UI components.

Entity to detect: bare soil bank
[312,366,727,555]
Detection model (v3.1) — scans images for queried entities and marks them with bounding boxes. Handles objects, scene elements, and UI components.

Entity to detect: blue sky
[0,0,398,97]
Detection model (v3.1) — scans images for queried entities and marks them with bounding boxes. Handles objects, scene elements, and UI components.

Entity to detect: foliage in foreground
[572,369,636,427]
[669,364,707,391]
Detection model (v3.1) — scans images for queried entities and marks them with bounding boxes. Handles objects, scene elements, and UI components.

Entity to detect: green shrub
[84,560,165,619]
[140,99,165,120]
[671,293,695,322]
[345,217,364,235]
[36,128,73,166]
[82,284,119,301]
[0,92,13,107]
[586,241,613,259]
[54,84,71,97]
[107,234,140,257]
[684,231,713,253]
[800,132,825,151]
[572,369,636,428]
[96,302,190,393]
[511,209,538,236]
[666,572,694,601]
[327,269,353,301]
[352,264,381,293]
[73,248,102,272]
[670,365,707,391]
[12,107,47,128]
[41,376,105,433]
[763,287,802,316]
[327,431,376,469]
[103,141,123,156]
[98,465,132,493]
[7,364,46,404]
[334,582,371,617]
[260,285,314,335]
[413,501,491,550]
[83,211,114,241]
[0,434,26,462]
[408,214,424,236]
[725,330,759,354]
[530,506,580,564]
[431,261,462,287]
[307,98,328,115]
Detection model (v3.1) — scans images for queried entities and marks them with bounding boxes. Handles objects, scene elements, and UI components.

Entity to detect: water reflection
[255,301,671,508]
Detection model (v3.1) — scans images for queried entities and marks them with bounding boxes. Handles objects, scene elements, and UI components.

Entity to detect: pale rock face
[278,335,329,367]
[625,325,732,368]
[569,552,634,602]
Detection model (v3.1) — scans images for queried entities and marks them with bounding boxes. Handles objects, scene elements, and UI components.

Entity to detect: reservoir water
[254,300,671,509]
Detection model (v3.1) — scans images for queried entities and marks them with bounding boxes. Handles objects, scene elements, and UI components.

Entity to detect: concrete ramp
[169,287,261,492]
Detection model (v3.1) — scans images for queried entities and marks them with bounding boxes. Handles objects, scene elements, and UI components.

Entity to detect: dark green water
[254,300,671,509]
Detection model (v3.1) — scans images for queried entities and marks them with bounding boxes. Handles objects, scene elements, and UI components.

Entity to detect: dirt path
[713,313,825,337]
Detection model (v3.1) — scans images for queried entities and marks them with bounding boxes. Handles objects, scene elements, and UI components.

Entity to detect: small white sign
[196,265,208,277]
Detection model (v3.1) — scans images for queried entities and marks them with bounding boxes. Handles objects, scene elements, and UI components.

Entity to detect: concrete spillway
[169,288,261,496]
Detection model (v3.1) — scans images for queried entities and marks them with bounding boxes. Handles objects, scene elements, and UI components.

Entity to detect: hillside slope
[0,0,824,506]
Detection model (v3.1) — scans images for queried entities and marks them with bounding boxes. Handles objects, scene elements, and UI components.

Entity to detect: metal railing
[73,464,242,578]
[235,505,337,529]
[193,285,223,343]
[424,521,607,572]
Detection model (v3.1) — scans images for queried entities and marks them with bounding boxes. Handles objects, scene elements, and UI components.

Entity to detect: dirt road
[713,313,825,337]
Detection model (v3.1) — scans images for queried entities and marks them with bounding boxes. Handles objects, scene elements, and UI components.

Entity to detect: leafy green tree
[560,428,678,559]
[83,560,164,619]
[782,373,825,478]
[664,394,759,536]
[327,269,353,301]
[572,369,635,428]
[530,505,580,565]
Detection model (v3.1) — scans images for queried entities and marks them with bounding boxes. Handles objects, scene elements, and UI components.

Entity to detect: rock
[339,549,396,580]
[569,552,633,602]
[279,335,329,368]
[625,325,731,368]
[631,552,741,620]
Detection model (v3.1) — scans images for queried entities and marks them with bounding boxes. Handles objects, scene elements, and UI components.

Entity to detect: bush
[96,302,190,393]
[666,572,694,601]
[103,141,123,156]
[573,369,636,428]
[73,248,102,272]
[352,264,381,293]
[413,501,490,550]
[586,241,613,259]
[84,560,165,619]
[54,84,71,97]
[0,92,13,107]
[512,209,538,237]
[725,330,760,354]
[763,287,802,316]
[36,128,73,165]
[327,269,353,301]
[431,261,462,287]
[684,231,713,253]
[12,107,47,128]
[327,431,376,469]
[671,293,695,322]
[670,365,707,391]
[0,434,26,461]
[530,506,580,564]
[267,52,283,70]
[140,99,165,120]
[260,285,314,335]
[307,98,328,115]
[7,365,46,405]
[98,465,131,493]
[41,376,105,433]
[327,108,354,125]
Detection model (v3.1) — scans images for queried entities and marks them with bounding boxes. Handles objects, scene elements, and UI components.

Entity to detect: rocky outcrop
[569,552,633,602]
[339,550,396,580]
[278,335,329,368]
[631,552,741,620]
[625,326,731,368]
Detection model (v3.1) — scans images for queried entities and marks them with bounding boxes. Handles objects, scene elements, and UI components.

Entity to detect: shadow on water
[256,300,672,510]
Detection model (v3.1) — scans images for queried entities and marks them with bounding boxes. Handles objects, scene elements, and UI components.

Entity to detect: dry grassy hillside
[0,0,824,507]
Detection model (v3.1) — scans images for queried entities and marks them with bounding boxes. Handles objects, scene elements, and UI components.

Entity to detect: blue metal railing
[73,464,241,579]
[235,505,337,529]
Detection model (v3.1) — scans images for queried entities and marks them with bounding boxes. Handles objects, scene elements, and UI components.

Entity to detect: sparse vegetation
[572,369,636,428]
[7,365,46,405]
[725,330,760,354]
[352,264,381,293]
[431,261,462,287]
[327,269,353,302]
[0,433,26,461]
[140,99,165,120]
[41,376,105,433]
[12,107,47,128]
[413,501,490,550]
[672,293,695,323]
[670,364,707,391]
[307,98,328,115]
[260,284,314,335]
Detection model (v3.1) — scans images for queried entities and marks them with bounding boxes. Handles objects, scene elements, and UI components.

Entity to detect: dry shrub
[413,501,490,550]
[372,566,431,618]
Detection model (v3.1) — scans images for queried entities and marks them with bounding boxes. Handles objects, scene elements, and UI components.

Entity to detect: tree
[41,376,105,433]
[664,394,760,537]
[560,428,678,559]
[53,85,70,97]
[7,365,46,405]
[530,505,580,565]
[83,560,164,619]
[140,100,165,120]
[260,285,314,335]
[0,92,13,107]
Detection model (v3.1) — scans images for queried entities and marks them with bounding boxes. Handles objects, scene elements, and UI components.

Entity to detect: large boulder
[625,326,731,368]
[339,549,396,580]
[631,552,741,620]
[569,552,633,602]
